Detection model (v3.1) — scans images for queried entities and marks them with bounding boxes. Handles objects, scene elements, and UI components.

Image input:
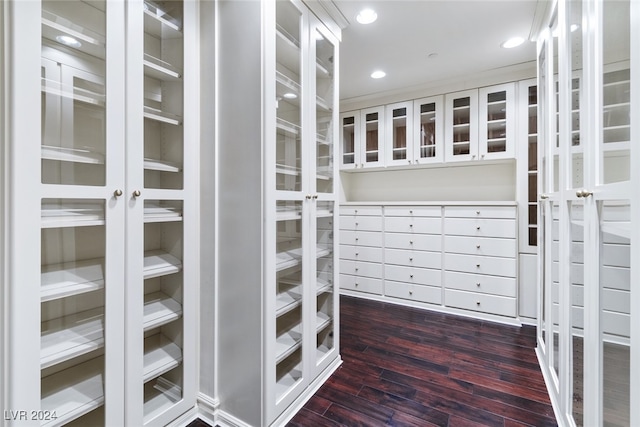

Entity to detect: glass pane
[315,29,334,193]
[276,1,302,191]
[275,200,304,399]
[392,108,407,160]
[452,96,470,156]
[551,14,559,193]
[569,200,584,426]
[551,202,559,377]
[599,200,630,426]
[364,112,380,162]
[600,0,630,185]
[41,0,106,186]
[528,83,538,247]
[342,116,355,165]
[41,198,106,426]
[143,200,184,419]
[418,102,437,159]
[143,0,184,190]
[486,90,507,153]
[316,201,334,362]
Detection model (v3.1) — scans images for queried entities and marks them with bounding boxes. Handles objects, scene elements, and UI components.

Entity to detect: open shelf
[143,292,183,331]
[41,307,104,369]
[143,334,182,383]
[41,258,104,302]
[42,202,104,228]
[42,145,105,165]
[144,250,182,280]
[144,54,182,81]
[275,322,302,364]
[276,163,301,178]
[41,356,104,427]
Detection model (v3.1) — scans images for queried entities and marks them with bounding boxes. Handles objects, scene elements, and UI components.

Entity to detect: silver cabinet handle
[540,194,549,200]
[306,194,312,200]
[476,282,481,287]
[114,189,123,197]
[313,194,318,199]
[133,190,141,198]
[577,189,593,198]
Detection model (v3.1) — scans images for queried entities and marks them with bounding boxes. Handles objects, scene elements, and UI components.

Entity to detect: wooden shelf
[42,202,105,228]
[275,322,302,364]
[41,258,105,302]
[42,145,105,165]
[41,356,104,427]
[144,203,183,223]
[144,54,181,81]
[41,308,104,369]
[144,106,182,125]
[144,292,183,331]
[143,334,182,383]
[144,157,181,173]
[144,250,182,280]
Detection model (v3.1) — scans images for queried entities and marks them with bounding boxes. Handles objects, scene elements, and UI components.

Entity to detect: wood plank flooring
[287,295,557,427]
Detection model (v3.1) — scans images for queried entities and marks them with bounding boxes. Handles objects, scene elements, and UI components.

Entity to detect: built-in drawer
[385,264,441,287]
[385,232,441,252]
[340,259,382,279]
[444,271,516,297]
[340,274,383,295]
[340,230,383,247]
[443,235,516,258]
[384,206,441,217]
[444,289,516,317]
[444,253,516,277]
[443,218,516,239]
[339,206,383,216]
[384,248,441,269]
[340,215,383,232]
[340,245,383,263]
[444,206,516,219]
[385,281,442,305]
[384,216,441,235]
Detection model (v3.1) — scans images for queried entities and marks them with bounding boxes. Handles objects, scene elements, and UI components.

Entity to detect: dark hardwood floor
[287,295,557,427]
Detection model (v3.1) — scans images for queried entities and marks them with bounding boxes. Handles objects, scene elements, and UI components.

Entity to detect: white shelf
[41,78,105,107]
[276,283,302,317]
[276,24,300,49]
[41,356,104,427]
[144,203,183,223]
[41,10,105,60]
[275,361,302,399]
[41,308,104,369]
[276,117,300,136]
[144,2,182,35]
[144,292,183,331]
[42,202,105,228]
[316,312,332,333]
[144,250,182,280]
[316,278,332,295]
[41,258,105,302]
[276,70,301,96]
[144,54,182,81]
[144,106,182,125]
[316,208,333,218]
[144,377,182,422]
[276,247,303,271]
[275,322,302,364]
[42,145,105,165]
[144,157,182,173]
[276,206,302,222]
[143,334,182,383]
[276,163,301,177]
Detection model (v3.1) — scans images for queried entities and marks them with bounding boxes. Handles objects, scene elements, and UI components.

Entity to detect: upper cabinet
[444,89,479,162]
[340,106,384,169]
[413,95,444,164]
[385,101,413,166]
[479,83,515,160]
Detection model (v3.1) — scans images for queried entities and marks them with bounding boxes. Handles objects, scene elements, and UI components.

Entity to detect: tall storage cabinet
[217,0,341,426]
[3,1,198,425]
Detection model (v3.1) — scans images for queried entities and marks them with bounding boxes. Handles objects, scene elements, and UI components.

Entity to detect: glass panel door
[315,201,335,366]
[314,28,335,193]
[414,96,443,164]
[360,106,384,168]
[386,103,412,166]
[445,89,477,162]
[340,112,358,169]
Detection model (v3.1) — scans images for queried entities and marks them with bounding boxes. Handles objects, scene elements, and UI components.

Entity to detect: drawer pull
[355,252,359,256]
[476,301,481,306]
[409,224,413,228]
[409,257,413,262]
[355,210,358,213]
[409,210,413,214]
[476,244,481,249]
[476,211,480,215]
[355,268,359,272]
[476,264,481,268]
[410,274,414,279]
[355,238,359,241]
[409,291,413,295]
[356,222,359,226]
[476,282,481,287]
[409,240,413,244]
[476,226,481,230]
[355,283,359,287]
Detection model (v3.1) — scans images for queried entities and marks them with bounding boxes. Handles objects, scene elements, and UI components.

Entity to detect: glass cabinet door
[359,106,385,168]
[479,83,515,160]
[340,112,359,170]
[445,89,478,162]
[314,201,336,370]
[314,27,336,193]
[413,96,443,164]
[276,0,303,192]
[385,102,413,166]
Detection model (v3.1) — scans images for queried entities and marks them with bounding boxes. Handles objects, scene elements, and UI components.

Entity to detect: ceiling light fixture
[370,70,386,79]
[501,36,524,49]
[356,8,377,25]
[56,35,82,48]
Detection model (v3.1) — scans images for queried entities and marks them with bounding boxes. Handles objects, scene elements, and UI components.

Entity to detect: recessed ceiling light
[283,92,297,99]
[356,8,377,25]
[371,70,386,79]
[501,36,524,49]
[56,35,82,48]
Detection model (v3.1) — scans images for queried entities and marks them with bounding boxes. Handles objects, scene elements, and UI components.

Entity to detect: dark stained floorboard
[287,295,557,427]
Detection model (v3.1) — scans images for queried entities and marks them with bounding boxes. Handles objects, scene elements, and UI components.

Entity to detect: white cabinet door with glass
[385,102,413,166]
[340,107,384,169]
[413,95,444,164]
[444,89,478,162]
[5,1,197,426]
[478,83,515,160]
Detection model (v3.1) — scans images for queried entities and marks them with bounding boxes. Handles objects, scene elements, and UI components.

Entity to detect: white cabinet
[413,96,444,164]
[4,1,198,425]
[340,107,385,169]
[339,111,359,169]
[444,89,478,162]
[217,1,341,425]
[385,102,413,166]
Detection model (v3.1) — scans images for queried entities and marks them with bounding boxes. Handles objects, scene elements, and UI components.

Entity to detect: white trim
[536,347,564,426]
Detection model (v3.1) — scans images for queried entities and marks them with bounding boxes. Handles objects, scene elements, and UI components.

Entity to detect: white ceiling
[334,0,543,103]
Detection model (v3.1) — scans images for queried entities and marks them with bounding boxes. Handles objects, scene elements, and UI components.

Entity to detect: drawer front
[444,206,516,219]
[340,274,383,295]
[384,248,441,269]
[340,215,383,232]
[444,235,516,258]
[444,253,516,277]
[385,232,441,252]
[444,271,516,297]
[384,216,441,235]
[445,289,516,317]
[384,206,441,217]
[340,245,383,263]
[339,206,383,216]
[385,264,441,287]
[340,259,382,279]
[340,230,383,247]
[385,281,442,305]
[443,218,516,239]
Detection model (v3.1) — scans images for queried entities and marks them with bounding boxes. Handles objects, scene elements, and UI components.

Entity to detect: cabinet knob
[355,252,359,256]
[409,257,413,262]
[133,190,141,198]
[306,194,312,199]
[476,211,480,215]
[114,189,123,197]
[409,291,413,295]
[409,240,413,244]
[408,160,411,164]
[355,283,359,287]
[355,268,359,272]
[410,274,413,279]
[476,244,481,249]
[409,224,413,228]
[476,282,481,287]
[409,210,413,214]
[540,194,549,200]
[476,264,481,268]
[476,301,481,306]
[355,238,359,241]
[476,226,481,230]
[313,194,319,199]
